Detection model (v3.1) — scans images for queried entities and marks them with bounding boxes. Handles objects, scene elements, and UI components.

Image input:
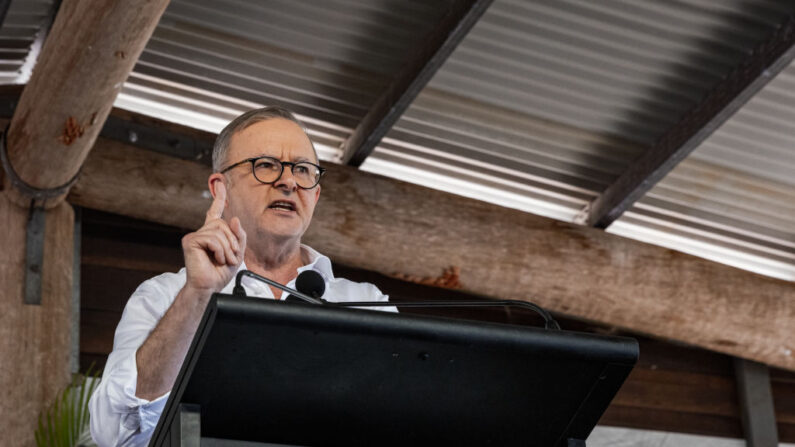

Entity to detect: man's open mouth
[268,200,296,211]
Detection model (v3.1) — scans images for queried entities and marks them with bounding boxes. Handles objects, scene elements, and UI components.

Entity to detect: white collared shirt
[89,245,392,447]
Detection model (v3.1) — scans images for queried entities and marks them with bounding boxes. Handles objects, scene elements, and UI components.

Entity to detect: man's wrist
[177,283,216,309]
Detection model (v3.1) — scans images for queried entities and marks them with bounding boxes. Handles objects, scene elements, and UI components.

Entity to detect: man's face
[218,118,321,244]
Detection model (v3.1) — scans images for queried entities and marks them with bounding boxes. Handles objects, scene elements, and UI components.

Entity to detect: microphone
[232,270,323,305]
[293,270,325,300]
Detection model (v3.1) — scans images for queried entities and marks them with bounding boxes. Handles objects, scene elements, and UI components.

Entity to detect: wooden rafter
[3,0,170,206]
[0,0,12,28]
[0,87,216,166]
[585,14,795,229]
[340,0,493,167]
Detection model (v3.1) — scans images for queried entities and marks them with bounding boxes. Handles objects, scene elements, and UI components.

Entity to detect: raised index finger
[205,180,226,224]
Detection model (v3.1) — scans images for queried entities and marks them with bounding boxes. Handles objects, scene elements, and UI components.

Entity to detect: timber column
[0,1,169,445]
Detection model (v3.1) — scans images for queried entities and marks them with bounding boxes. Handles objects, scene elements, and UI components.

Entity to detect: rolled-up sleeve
[327,278,397,313]
[89,273,181,446]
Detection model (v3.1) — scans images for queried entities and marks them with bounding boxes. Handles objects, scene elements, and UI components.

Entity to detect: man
[89,107,392,446]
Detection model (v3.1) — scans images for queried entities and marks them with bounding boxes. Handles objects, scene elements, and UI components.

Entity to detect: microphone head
[296,270,325,298]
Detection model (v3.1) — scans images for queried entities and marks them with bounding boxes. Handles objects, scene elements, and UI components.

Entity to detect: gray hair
[212,106,317,172]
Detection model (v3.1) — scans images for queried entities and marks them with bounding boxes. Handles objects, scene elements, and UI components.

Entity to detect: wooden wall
[79,208,795,442]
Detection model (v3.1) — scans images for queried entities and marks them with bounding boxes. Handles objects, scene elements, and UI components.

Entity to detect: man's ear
[313,184,321,203]
[208,173,226,199]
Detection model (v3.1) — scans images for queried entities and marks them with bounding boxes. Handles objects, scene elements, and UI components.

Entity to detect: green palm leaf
[35,364,101,447]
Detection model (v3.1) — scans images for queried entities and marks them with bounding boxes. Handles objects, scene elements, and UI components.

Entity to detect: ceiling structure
[0,0,54,84]
[2,0,794,281]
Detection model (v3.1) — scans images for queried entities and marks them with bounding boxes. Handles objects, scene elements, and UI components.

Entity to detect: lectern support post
[173,404,200,447]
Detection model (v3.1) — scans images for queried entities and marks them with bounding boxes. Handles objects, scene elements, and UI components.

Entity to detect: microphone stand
[233,270,323,305]
[232,270,560,330]
[330,300,561,330]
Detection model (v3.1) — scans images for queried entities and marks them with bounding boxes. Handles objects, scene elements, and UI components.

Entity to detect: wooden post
[0,0,169,444]
[0,195,73,445]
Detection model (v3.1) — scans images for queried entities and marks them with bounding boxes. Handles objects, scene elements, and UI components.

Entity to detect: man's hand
[182,181,247,294]
[134,182,247,401]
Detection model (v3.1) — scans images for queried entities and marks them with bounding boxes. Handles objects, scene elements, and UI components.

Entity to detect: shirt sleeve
[89,274,178,447]
[348,280,398,313]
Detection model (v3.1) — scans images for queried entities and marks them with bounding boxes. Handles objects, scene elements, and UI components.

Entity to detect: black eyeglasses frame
[220,155,326,189]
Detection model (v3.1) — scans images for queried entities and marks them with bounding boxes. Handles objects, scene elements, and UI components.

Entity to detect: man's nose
[274,165,298,191]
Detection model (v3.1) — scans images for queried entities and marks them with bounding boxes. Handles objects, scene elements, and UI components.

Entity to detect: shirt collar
[226,244,334,296]
[296,244,335,282]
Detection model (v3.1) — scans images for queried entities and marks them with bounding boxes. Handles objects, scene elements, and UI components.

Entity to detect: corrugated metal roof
[109,0,795,280]
[421,0,781,145]
[610,60,795,280]
[359,0,795,280]
[116,0,450,160]
[0,0,55,84]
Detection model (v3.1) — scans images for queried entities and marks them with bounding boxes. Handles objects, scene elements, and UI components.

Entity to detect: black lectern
[149,295,638,446]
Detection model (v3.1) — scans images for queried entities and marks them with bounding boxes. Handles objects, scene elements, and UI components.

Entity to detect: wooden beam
[584,14,795,229]
[340,0,493,167]
[68,138,210,229]
[3,0,170,207]
[68,138,795,371]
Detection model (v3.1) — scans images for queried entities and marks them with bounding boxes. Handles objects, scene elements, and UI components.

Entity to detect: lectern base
[176,405,305,447]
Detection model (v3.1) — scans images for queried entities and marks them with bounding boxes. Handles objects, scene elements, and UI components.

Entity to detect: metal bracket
[24,203,45,305]
[0,127,81,201]
[100,115,214,163]
[71,206,81,372]
[0,125,81,307]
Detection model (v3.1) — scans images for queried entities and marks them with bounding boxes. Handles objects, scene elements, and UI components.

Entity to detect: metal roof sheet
[611,61,795,280]
[105,0,795,280]
[0,0,55,84]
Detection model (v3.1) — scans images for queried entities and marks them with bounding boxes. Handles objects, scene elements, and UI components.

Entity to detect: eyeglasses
[220,156,326,189]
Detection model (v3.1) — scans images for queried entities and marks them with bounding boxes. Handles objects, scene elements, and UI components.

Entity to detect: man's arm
[88,276,180,447]
[132,285,213,400]
[89,181,245,446]
[136,180,246,399]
